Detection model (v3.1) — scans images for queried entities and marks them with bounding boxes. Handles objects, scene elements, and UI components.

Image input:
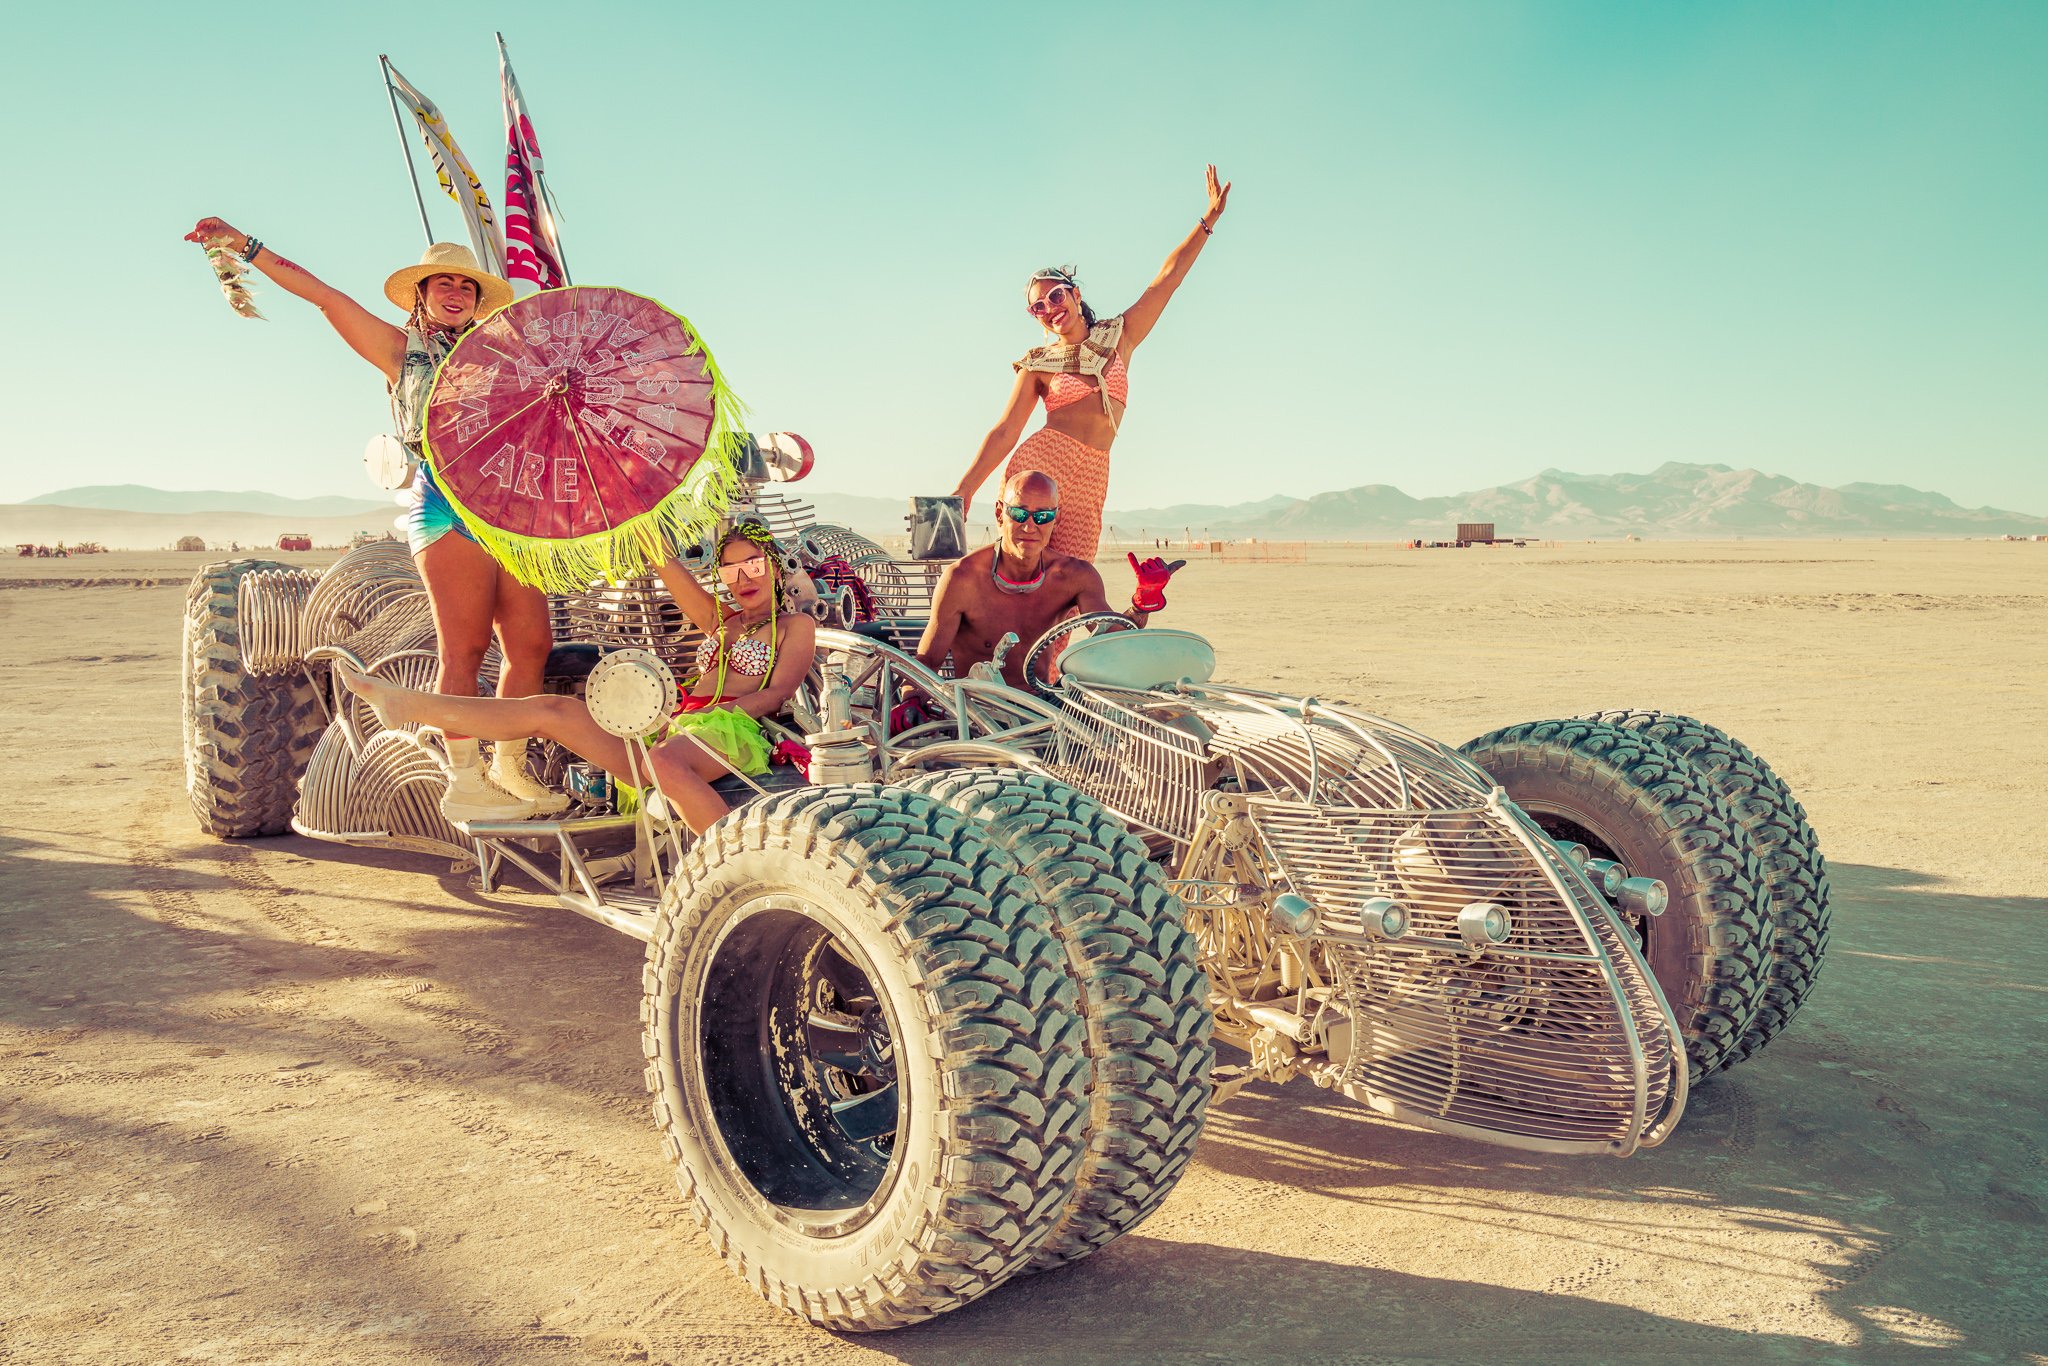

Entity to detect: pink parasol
[421,285,743,592]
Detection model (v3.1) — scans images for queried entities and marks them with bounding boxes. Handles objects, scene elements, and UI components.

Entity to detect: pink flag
[498,35,568,289]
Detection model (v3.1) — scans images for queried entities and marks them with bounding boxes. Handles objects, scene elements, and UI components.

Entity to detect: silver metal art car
[180,458,1828,1332]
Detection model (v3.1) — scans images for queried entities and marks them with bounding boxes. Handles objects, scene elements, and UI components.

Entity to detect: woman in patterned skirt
[951,165,1231,560]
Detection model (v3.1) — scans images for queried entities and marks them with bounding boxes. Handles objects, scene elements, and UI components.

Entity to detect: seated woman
[339,522,818,834]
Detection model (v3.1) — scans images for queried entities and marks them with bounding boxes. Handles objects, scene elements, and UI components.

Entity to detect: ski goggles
[1001,504,1060,526]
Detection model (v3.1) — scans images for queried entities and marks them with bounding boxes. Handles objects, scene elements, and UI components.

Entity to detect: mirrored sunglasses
[1001,504,1059,526]
[717,555,770,584]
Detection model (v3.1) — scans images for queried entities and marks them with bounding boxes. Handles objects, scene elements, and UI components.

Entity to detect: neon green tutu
[616,706,771,815]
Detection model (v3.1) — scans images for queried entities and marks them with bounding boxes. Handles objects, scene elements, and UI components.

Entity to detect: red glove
[888,694,939,736]
[1128,554,1187,613]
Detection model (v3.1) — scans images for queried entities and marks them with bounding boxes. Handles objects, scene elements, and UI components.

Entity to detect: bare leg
[646,739,736,834]
[491,567,553,699]
[414,535,500,748]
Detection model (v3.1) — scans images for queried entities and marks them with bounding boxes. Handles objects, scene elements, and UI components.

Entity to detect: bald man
[916,470,1184,690]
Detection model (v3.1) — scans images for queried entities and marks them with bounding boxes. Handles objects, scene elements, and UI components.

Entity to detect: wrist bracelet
[1198,220,1213,236]
[238,235,263,264]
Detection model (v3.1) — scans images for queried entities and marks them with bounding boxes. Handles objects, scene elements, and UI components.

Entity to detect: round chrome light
[1584,857,1627,898]
[1458,902,1514,950]
[1618,877,1669,918]
[1361,897,1409,941]
[1269,892,1320,937]
[1553,839,1590,868]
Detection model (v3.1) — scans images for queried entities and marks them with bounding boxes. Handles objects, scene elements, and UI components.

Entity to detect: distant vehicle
[276,533,313,552]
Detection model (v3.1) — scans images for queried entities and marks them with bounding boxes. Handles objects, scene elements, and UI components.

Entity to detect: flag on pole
[497,35,568,289]
[384,60,507,277]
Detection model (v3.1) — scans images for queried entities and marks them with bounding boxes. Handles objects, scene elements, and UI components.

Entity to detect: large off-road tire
[182,559,324,838]
[1581,710,1829,1069]
[1460,719,1770,1081]
[905,768,1214,1271]
[641,786,1094,1331]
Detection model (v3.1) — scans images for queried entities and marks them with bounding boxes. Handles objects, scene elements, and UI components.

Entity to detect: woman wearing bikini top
[336,522,818,834]
[951,165,1231,561]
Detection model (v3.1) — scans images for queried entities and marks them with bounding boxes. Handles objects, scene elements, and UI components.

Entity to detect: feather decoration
[199,242,264,320]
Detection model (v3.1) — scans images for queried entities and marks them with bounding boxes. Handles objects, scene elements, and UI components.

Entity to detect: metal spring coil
[236,568,322,676]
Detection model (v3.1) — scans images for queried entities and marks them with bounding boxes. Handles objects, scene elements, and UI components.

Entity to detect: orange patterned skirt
[1004,428,1109,560]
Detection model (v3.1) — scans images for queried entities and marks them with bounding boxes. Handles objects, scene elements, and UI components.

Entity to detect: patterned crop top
[1043,352,1129,414]
[694,618,777,679]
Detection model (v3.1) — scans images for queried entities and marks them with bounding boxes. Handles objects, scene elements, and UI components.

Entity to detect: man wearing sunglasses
[914,470,1184,691]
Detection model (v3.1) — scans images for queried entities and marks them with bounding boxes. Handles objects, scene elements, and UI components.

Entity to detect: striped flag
[497,35,569,289]
[385,60,507,277]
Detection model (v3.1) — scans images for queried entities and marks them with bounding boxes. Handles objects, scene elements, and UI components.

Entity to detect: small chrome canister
[563,762,613,811]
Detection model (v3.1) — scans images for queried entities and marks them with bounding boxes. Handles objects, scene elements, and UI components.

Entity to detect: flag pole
[380,54,435,246]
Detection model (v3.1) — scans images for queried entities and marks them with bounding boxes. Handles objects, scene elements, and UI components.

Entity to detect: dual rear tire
[640,779,1213,1331]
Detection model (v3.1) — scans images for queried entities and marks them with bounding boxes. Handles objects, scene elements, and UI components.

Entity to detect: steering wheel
[1021,612,1138,698]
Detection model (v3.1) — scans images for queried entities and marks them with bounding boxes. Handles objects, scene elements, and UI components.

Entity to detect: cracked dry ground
[2,541,2044,1364]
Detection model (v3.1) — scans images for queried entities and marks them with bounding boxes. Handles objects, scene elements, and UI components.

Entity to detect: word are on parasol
[422,285,745,593]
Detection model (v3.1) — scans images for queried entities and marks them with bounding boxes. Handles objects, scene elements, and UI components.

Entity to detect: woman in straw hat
[182,221,560,823]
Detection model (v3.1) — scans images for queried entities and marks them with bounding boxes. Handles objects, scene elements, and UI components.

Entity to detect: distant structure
[1457,522,1496,546]
[277,533,313,552]
[176,535,207,552]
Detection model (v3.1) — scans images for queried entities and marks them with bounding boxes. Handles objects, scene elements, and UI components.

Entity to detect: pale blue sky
[3,1,2042,513]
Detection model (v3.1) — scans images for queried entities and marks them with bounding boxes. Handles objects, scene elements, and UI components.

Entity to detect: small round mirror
[364,433,417,491]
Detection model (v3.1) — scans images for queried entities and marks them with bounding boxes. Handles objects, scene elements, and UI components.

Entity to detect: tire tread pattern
[1582,710,1829,1068]
[640,785,1093,1331]
[906,769,1215,1271]
[1461,719,1770,1081]
[182,560,323,838]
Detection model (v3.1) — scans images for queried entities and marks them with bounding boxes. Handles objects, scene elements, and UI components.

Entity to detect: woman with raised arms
[182,221,560,823]
[951,165,1231,562]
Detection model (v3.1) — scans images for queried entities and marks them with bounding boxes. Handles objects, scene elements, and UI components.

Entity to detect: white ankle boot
[487,739,569,816]
[439,736,538,825]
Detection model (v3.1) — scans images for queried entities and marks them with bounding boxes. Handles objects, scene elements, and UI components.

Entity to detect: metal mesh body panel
[1046,683,1212,840]
[1254,796,1674,1151]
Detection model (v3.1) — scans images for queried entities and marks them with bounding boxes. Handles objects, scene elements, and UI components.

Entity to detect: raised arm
[185,217,405,382]
[952,369,1042,506]
[1117,165,1231,354]
[653,555,725,636]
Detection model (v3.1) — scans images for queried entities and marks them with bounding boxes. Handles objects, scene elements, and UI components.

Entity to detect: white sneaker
[488,739,570,816]
[439,737,538,825]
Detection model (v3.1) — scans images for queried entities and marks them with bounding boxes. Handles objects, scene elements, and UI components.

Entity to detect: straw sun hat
[383,242,515,316]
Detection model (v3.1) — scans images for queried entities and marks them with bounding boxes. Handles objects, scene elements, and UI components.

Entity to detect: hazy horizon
[5,2,2042,514]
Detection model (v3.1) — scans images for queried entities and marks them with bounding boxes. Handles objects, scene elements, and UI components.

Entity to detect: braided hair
[719,519,790,611]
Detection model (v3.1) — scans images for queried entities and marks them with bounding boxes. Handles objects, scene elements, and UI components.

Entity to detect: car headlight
[1584,857,1626,898]
[1360,897,1409,941]
[1618,877,1668,918]
[1269,892,1319,936]
[1552,839,1591,868]
[1457,902,1514,950]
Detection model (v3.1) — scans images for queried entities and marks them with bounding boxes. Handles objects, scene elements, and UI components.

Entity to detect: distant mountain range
[26,485,391,518]
[17,464,2043,544]
[1103,464,2044,540]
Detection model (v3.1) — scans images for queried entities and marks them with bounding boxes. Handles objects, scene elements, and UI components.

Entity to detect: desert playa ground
[3,539,2043,1364]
